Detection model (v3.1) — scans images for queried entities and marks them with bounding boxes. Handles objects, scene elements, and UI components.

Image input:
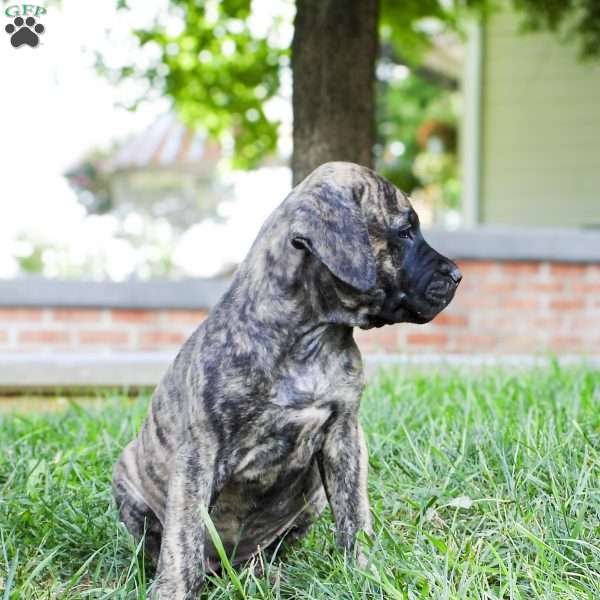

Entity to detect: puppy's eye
[396,224,412,239]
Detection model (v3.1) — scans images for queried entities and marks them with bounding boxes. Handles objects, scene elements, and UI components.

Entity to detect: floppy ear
[290,183,376,292]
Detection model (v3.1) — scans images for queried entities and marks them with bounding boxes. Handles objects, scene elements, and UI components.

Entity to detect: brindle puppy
[113,162,462,599]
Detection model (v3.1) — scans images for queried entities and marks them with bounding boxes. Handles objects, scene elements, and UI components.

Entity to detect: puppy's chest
[232,357,361,485]
[233,405,329,485]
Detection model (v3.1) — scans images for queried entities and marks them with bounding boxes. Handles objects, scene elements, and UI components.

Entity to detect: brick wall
[0,260,599,357]
[0,308,208,354]
[358,260,600,355]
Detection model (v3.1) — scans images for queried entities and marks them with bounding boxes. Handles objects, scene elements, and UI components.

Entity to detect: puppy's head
[290,161,461,328]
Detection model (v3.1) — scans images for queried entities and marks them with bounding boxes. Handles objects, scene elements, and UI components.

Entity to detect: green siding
[480,12,600,227]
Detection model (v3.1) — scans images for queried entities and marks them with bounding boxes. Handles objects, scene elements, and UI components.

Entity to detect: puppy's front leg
[318,414,372,554]
[152,443,219,600]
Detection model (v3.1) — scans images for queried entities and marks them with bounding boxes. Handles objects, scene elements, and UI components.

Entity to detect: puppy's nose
[449,265,462,284]
[440,261,463,284]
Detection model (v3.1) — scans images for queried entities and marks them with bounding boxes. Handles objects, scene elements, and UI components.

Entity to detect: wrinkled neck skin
[210,204,379,373]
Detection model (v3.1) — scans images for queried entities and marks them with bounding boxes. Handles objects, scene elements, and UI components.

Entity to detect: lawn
[1,366,600,599]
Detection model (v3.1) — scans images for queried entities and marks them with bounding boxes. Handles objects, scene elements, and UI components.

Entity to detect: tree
[291,0,378,184]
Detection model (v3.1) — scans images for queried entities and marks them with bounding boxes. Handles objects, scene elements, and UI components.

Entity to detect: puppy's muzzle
[426,263,462,306]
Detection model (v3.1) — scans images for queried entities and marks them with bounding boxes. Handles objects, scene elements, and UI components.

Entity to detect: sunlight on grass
[1,366,599,598]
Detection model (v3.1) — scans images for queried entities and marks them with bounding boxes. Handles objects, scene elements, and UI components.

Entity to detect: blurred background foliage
[13,0,600,277]
[88,0,468,232]
[100,0,285,171]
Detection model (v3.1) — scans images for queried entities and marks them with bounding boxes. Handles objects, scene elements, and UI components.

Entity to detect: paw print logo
[5,16,45,48]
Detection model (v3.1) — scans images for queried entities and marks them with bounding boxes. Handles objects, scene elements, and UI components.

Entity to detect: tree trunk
[291,0,379,185]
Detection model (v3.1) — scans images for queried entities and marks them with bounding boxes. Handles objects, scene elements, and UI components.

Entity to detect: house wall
[479,12,600,227]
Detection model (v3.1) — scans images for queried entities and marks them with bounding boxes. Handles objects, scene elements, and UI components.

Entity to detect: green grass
[1,365,600,599]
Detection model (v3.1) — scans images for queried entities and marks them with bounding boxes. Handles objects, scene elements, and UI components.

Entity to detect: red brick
[454,292,497,309]
[406,333,448,347]
[550,298,585,311]
[0,309,44,321]
[473,315,512,330]
[528,282,564,293]
[355,328,398,352]
[453,334,496,349]
[52,309,103,322]
[549,263,587,277]
[572,283,600,294]
[569,317,600,331]
[549,336,583,350]
[501,336,537,351]
[588,264,600,279]
[79,331,129,345]
[501,261,541,276]
[458,260,497,274]
[533,317,559,330]
[480,282,516,294]
[111,310,158,324]
[164,309,208,324]
[478,315,543,332]
[432,313,468,327]
[19,330,70,344]
[140,331,186,347]
[502,298,539,310]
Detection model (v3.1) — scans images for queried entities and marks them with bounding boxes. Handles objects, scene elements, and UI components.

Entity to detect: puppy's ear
[290,183,376,292]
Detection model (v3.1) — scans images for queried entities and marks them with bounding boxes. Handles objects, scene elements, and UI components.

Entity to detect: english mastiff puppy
[113,161,462,599]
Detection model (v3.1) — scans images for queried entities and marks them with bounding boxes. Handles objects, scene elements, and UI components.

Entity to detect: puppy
[113,162,461,599]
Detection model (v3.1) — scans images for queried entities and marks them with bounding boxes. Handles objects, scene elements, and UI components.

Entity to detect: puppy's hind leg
[113,460,163,565]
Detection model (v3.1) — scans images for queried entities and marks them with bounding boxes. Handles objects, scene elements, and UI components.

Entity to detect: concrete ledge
[364,353,600,370]
[0,352,597,391]
[0,353,175,389]
[424,226,600,263]
[0,276,230,309]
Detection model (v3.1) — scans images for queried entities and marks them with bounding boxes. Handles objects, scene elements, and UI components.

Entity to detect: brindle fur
[112,162,462,599]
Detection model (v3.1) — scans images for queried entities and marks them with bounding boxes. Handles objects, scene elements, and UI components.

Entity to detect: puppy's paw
[149,576,203,600]
[347,529,374,571]
[355,547,369,570]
